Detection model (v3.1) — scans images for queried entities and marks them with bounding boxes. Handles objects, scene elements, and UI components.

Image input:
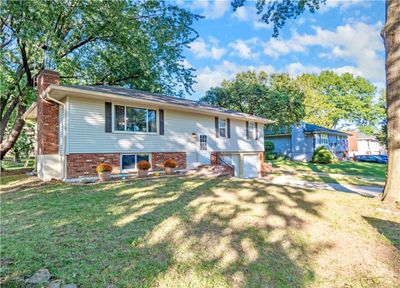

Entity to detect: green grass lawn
[1,175,399,287]
[296,175,386,187]
[271,159,387,180]
[1,157,34,170]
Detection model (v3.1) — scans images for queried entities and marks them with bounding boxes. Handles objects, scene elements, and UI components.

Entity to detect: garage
[242,154,260,178]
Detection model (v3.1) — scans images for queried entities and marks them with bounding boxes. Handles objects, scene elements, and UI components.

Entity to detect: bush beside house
[312,146,334,164]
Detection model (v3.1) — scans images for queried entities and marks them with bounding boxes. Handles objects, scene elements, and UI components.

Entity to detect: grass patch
[271,159,387,179]
[1,157,34,170]
[296,175,385,187]
[1,176,399,287]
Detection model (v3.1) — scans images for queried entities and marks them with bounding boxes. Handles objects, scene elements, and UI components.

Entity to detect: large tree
[0,0,200,160]
[296,71,384,130]
[200,71,305,126]
[233,0,399,206]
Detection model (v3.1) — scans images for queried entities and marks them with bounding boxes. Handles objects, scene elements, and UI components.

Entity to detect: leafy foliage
[312,146,334,164]
[296,71,383,129]
[232,0,326,37]
[200,71,305,127]
[0,0,201,158]
[96,163,113,173]
[137,160,151,170]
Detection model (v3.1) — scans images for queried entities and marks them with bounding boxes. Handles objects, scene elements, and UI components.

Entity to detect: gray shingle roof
[304,123,348,136]
[61,84,271,123]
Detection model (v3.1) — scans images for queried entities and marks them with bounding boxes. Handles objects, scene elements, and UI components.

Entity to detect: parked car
[355,155,387,164]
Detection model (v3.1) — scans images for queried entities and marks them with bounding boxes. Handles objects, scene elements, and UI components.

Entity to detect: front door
[198,134,210,164]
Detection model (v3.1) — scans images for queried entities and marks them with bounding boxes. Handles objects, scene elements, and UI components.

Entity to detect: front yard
[1,172,399,287]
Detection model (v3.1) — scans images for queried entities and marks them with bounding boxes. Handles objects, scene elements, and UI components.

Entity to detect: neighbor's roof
[27,84,273,124]
[353,131,377,140]
[304,123,349,136]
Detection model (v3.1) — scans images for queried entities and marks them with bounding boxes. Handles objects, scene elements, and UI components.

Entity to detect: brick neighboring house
[25,69,272,181]
[347,131,386,156]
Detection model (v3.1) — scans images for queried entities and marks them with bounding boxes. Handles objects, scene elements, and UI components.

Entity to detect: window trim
[112,103,158,134]
[219,118,227,138]
[120,153,152,172]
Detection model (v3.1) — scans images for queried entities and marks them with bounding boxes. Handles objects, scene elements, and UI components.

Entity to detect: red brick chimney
[36,69,60,155]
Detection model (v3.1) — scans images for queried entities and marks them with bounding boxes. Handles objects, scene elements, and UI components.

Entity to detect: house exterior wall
[356,139,385,155]
[264,135,292,158]
[66,96,264,154]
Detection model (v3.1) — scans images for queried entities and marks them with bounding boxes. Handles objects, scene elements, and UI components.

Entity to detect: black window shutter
[215,117,219,138]
[246,121,249,140]
[227,118,231,139]
[105,102,112,132]
[159,109,164,135]
[255,122,258,140]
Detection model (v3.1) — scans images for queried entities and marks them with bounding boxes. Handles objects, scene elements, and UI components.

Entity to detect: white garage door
[243,154,260,178]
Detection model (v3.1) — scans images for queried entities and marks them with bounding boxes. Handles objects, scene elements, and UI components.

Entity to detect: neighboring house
[348,131,386,156]
[264,122,349,162]
[24,69,272,181]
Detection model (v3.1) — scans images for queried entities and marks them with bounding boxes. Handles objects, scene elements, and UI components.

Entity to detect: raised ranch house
[25,69,272,181]
[265,122,349,162]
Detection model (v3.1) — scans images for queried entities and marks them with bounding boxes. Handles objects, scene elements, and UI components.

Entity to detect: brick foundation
[210,152,220,165]
[151,152,186,170]
[67,153,121,178]
[66,152,187,178]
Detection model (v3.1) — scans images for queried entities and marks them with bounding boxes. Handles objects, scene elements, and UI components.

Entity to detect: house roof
[303,123,349,136]
[25,84,273,124]
[350,131,377,140]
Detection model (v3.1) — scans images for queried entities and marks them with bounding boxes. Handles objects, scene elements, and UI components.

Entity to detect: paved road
[258,175,383,197]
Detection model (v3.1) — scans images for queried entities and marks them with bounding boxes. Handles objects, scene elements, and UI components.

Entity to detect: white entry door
[198,134,210,165]
[242,154,260,178]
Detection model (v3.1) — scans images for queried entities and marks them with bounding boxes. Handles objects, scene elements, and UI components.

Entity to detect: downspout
[44,92,67,181]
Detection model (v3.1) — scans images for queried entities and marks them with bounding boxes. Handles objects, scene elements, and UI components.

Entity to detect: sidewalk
[258,175,383,197]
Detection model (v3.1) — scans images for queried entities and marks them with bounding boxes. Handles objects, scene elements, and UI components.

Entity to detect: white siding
[67,96,264,154]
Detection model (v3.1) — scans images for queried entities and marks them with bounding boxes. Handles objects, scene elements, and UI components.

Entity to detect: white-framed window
[219,119,226,137]
[317,133,328,145]
[114,105,157,133]
[249,122,255,139]
[121,154,151,172]
[200,134,207,150]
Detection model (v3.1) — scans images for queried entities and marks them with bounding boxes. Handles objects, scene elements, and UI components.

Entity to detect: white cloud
[319,0,369,13]
[190,0,230,19]
[228,38,260,59]
[190,37,226,60]
[286,63,321,77]
[262,22,384,82]
[193,61,275,96]
[232,6,249,21]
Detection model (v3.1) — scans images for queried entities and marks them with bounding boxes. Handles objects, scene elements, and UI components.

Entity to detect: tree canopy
[200,71,305,127]
[0,0,201,159]
[296,71,385,130]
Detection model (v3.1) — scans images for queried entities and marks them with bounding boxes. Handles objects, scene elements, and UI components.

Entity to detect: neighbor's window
[317,133,328,145]
[121,154,150,171]
[219,119,226,137]
[114,105,156,132]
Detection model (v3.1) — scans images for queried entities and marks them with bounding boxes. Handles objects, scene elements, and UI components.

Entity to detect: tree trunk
[0,104,26,160]
[381,0,400,206]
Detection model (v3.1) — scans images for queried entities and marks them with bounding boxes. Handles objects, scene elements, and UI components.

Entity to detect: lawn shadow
[363,216,400,251]
[2,176,331,287]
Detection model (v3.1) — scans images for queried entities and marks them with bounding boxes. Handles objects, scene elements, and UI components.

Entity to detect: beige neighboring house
[24,69,273,181]
[348,131,386,156]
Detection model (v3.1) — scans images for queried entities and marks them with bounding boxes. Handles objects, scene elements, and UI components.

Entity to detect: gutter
[44,92,67,181]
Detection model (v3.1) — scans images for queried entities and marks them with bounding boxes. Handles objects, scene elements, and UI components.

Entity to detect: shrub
[96,163,113,173]
[264,141,275,155]
[312,146,334,164]
[164,159,177,168]
[137,160,151,170]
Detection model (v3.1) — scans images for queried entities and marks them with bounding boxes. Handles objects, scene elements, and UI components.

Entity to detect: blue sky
[178,0,386,100]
